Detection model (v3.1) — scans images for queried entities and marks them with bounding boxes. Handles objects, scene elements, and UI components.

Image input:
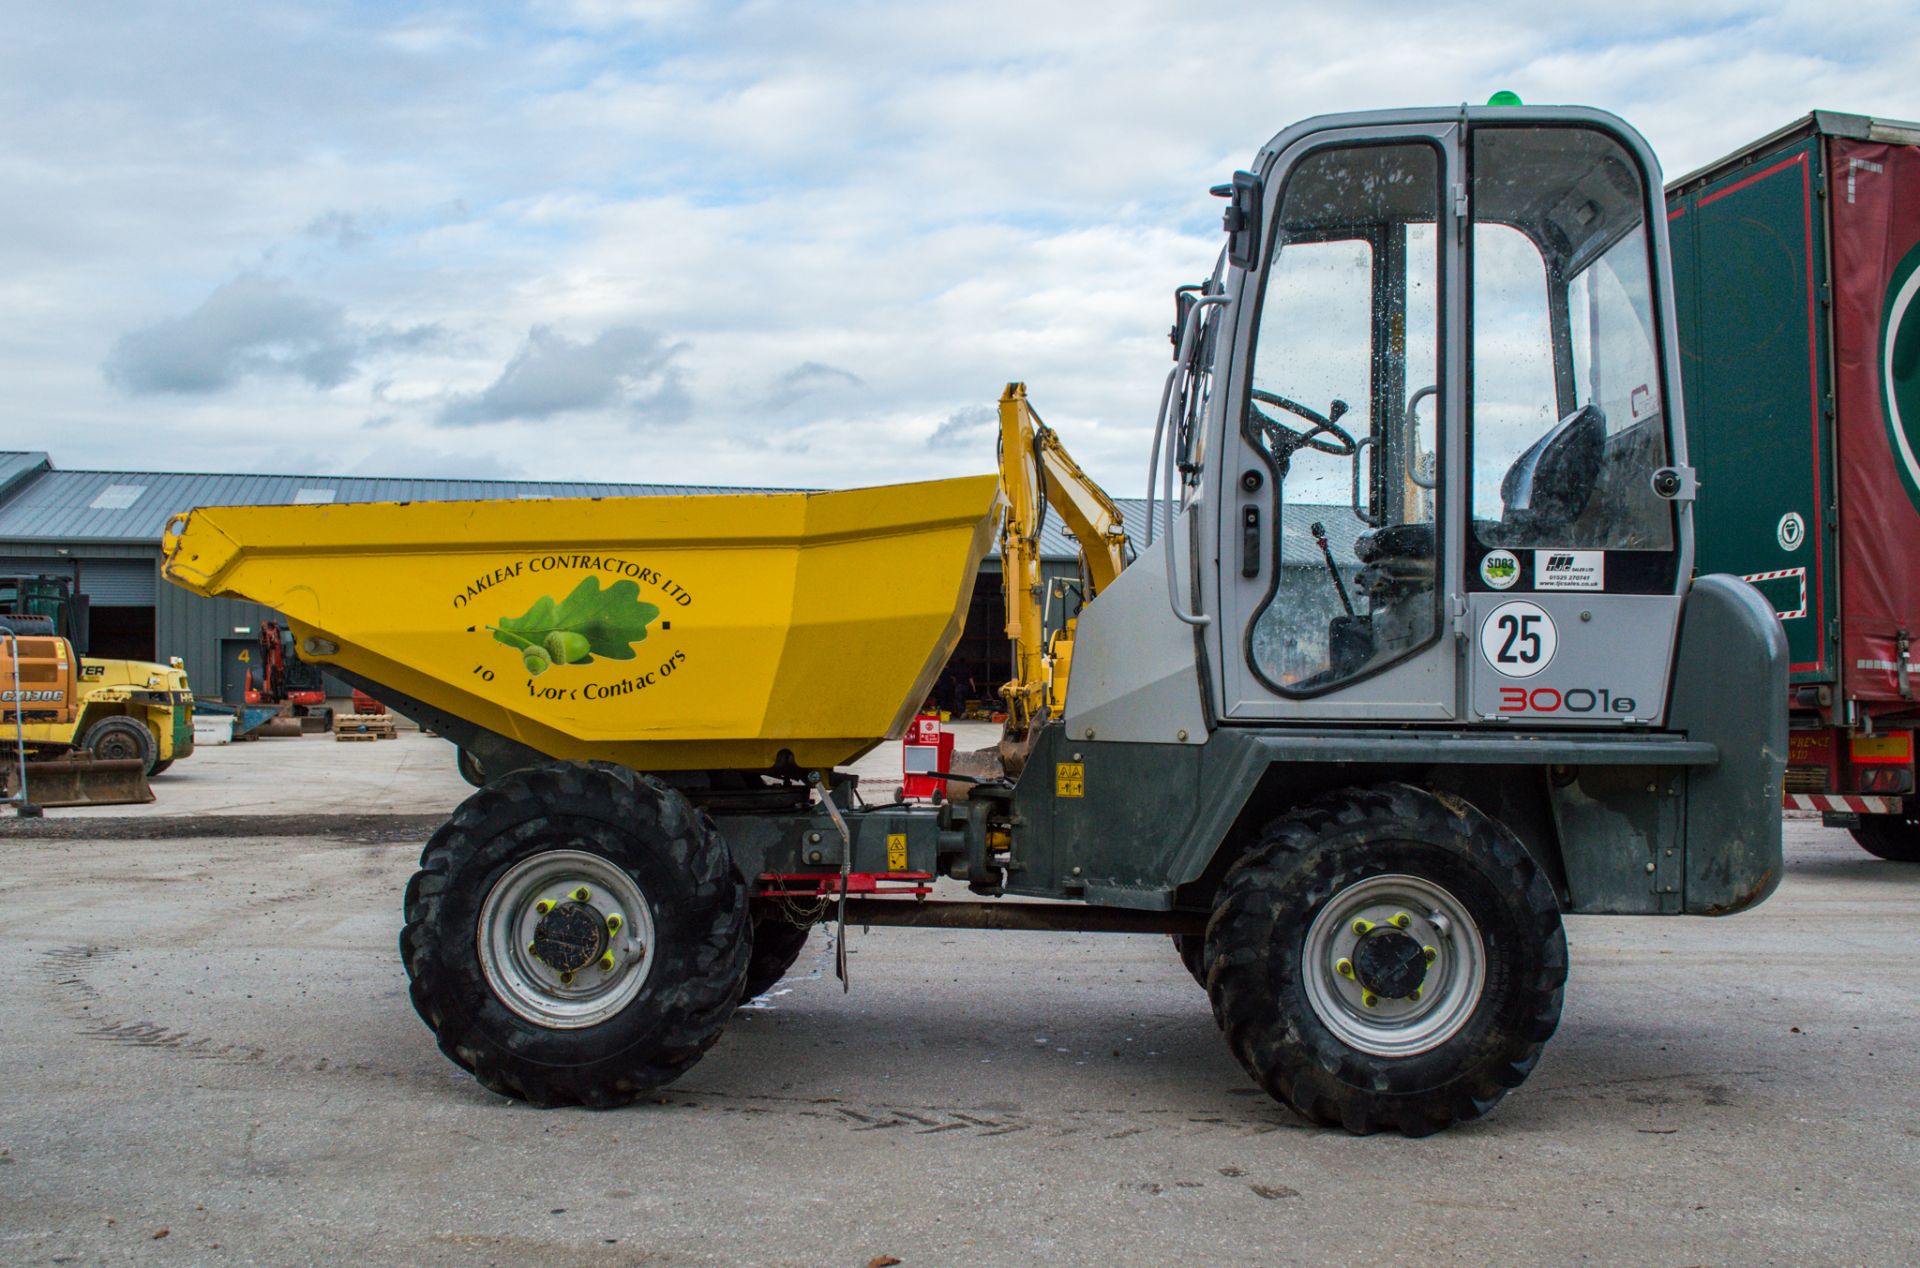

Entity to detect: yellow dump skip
[162,475,1002,772]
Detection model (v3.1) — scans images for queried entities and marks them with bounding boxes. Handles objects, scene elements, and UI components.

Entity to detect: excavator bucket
[161,476,1003,772]
[4,755,153,808]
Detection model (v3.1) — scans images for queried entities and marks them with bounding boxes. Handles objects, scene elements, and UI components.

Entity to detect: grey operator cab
[1173,107,1696,726]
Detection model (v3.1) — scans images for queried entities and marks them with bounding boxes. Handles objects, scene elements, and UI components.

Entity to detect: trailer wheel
[1851,813,1920,862]
[1207,783,1565,1136]
[741,907,814,1001]
[401,761,749,1107]
[81,716,156,774]
[1172,933,1207,987]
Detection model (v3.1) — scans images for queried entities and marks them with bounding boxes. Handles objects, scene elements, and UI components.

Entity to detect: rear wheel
[1851,812,1920,862]
[401,761,750,1106]
[147,759,174,777]
[81,716,156,774]
[741,907,814,1001]
[1207,783,1565,1136]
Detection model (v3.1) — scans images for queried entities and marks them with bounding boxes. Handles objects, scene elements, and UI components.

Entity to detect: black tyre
[401,761,750,1107]
[1207,783,1565,1136]
[1173,933,1207,987]
[147,759,174,777]
[456,747,487,788]
[1851,812,1920,862]
[82,716,156,773]
[741,907,814,1001]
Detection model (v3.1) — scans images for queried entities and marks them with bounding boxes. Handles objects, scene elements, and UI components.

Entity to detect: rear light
[1851,731,1914,794]
[1860,765,1914,794]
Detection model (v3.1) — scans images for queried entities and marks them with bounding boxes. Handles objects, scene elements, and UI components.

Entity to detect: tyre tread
[400,761,749,1107]
[1206,782,1566,1136]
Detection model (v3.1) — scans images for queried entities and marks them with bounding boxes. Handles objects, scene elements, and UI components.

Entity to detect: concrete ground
[1,733,1916,1265]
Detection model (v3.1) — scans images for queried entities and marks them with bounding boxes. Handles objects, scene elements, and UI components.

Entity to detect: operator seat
[1351,521,1435,600]
[1498,404,1604,538]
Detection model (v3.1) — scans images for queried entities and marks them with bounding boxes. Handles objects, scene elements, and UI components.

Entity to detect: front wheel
[81,716,156,774]
[401,762,750,1106]
[1207,783,1565,1135]
[1852,811,1920,862]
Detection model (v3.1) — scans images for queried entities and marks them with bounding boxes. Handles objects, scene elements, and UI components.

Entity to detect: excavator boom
[994,382,1130,742]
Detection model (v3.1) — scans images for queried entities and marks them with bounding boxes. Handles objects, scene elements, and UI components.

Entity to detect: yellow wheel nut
[1409,986,1422,1002]
[536,899,554,915]
[558,971,574,986]
[1336,958,1355,979]
[1351,918,1373,936]
[572,887,592,903]
[1362,992,1378,1008]
[1392,912,1411,929]
[1422,945,1438,964]
[598,953,616,972]
[606,914,623,934]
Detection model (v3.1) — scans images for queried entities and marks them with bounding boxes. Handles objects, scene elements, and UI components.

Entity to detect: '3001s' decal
[1497,686,1638,714]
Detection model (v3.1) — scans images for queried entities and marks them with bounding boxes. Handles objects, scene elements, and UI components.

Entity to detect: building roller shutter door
[74,558,157,606]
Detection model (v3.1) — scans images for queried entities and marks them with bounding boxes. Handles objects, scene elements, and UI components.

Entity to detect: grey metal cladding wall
[0,553,75,579]
[155,578,277,698]
[1,550,154,602]
[0,544,157,600]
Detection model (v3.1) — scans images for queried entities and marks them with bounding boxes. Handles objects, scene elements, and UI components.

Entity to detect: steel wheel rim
[478,849,657,1029]
[93,730,143,761]
[1301,872,1485,1058]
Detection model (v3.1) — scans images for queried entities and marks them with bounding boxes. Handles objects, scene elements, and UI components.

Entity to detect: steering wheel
[1250,389,1358,457]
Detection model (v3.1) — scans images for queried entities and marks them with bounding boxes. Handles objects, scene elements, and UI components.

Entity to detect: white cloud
[438,324,689,425]
[103,273,440,394]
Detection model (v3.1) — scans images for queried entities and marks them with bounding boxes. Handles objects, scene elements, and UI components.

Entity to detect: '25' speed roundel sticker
[1480,601,1558,678]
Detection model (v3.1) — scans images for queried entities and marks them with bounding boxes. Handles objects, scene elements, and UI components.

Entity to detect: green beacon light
[1488,90,1524,106]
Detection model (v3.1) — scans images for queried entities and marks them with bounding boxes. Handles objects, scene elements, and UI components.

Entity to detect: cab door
[1217,123,1463,721]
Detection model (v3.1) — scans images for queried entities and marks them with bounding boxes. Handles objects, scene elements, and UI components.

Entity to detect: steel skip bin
[160,475,1001,771]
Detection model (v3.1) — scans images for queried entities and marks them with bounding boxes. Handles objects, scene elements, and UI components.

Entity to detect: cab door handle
[1240,505,1261,578]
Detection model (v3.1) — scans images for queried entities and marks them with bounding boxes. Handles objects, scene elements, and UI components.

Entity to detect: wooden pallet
[334,713,397,741]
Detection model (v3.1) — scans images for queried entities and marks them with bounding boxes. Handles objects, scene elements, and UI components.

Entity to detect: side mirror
[1210,170,1263,269]
[1170,287,1198,351]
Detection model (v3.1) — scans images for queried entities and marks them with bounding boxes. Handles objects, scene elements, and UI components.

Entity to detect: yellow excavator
[991,382,1130,774]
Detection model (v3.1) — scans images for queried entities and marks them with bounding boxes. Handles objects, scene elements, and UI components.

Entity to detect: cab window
[1470,127,1674,554]
[1244,142,1443,693]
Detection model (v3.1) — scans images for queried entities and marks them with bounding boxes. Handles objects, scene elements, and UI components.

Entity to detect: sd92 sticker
[1479,601,1557,678]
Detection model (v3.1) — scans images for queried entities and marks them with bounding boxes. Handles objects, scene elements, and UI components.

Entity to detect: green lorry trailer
[1670,111,1920,861]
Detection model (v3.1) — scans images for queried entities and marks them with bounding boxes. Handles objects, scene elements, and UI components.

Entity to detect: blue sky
[3,1,1915,492]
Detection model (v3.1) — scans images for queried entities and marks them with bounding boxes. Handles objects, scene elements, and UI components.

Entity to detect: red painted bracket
[756,872,934,899]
